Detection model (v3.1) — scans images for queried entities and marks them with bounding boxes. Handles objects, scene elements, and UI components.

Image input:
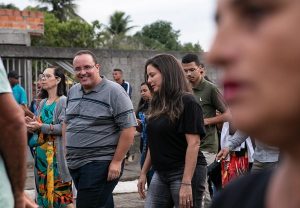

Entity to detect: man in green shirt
[182,54,228,207]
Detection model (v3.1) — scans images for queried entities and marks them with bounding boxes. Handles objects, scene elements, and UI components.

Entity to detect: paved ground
[114,193,144,208]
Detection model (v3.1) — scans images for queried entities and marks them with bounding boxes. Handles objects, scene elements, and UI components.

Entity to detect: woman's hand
[26,121,42,133]
[179,184,193,208]
[25,116,35,124]
[137,173,147,199]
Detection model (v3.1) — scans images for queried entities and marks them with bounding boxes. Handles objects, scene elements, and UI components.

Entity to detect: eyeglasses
[39,74,57,80]
[74,65,95,73]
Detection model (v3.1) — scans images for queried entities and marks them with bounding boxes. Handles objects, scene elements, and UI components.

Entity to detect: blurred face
[40,68,59,91]
[207,0,300,145]
[8,77,18,86]
[146,64,162,93]
[112,71,122,82]
[140,84,152,101]
[182,62,204,84]
[73,54,101,91]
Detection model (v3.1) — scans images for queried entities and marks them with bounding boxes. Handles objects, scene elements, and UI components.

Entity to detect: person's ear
[56,77,61,84]
[95,64,100,70]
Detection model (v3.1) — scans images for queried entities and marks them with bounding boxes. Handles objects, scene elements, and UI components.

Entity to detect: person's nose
[206,16,240,69]
[78,68,87,76]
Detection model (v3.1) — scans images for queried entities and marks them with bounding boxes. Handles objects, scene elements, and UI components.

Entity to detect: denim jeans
[69,161,123,208]
[202,151,217,208]
[145,164,206,208]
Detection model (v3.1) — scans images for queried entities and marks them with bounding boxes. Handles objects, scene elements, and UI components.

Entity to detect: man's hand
[107,160,122,181]
[216,147,230,161]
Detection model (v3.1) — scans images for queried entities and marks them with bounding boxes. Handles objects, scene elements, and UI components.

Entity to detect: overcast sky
[2,0,217,51]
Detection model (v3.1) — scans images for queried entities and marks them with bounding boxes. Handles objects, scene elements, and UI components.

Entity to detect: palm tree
[107,11,135,36]
[35,0,83,22]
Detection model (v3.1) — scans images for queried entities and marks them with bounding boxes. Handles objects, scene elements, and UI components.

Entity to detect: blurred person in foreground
[0,64,37,208]
[207,0,300,207]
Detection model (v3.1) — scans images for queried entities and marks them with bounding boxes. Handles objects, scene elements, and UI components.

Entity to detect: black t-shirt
[211,170,273,208]
[147,94,206,171]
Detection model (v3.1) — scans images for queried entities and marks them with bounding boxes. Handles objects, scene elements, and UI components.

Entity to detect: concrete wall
[1,45,223,162]
[0,45,221,108]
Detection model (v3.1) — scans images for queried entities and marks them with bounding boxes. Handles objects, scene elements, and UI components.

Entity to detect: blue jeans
[145,164,206,208]
[69,161,123,208]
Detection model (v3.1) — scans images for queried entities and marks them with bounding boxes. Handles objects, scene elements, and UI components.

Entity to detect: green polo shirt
[192,78,227,153]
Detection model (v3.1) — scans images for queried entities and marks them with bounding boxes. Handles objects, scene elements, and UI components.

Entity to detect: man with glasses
[182,54,228,208]
[64,50,137,208]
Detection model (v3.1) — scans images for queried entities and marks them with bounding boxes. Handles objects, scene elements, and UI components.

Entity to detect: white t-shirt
[0,59,14,208]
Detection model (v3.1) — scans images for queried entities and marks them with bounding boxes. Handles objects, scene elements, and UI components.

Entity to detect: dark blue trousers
[69,161,123,208]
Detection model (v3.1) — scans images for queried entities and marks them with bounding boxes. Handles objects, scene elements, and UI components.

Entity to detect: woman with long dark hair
[136,82,154,186]
[26,66,73,208]
[207,0,300,207]
[137,54,207,208]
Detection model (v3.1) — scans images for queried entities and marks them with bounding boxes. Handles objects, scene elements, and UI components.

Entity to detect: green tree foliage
[34,0,83,22]
[135,20,181,51]
[0,3,19,9]
[107,11,135,36]
[104,11,136,49]
[180,42,203,52]
[31,13,105,48]
[29,9,202,52]
[24,5,49,12]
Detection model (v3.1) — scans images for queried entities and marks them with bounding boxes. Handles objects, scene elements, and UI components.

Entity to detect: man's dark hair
[182,53,204,68]
[73,50,98,64]
[113,68,123,74]
[7,71,21,79]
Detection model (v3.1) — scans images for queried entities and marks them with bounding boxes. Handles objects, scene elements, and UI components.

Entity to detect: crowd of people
[1,0,300,207]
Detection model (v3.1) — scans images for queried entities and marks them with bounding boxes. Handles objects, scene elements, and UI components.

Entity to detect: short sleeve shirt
[12,84,27,105]
[147,94,207,171]
[0,66,14,208]
[65,77,137,169]
[0,67,11,93]
[193,78,227,153]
